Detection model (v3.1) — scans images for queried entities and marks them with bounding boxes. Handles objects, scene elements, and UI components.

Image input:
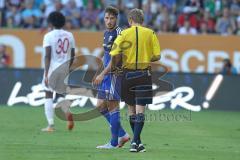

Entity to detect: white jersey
[43,29,75,72]
[42,29,75,91]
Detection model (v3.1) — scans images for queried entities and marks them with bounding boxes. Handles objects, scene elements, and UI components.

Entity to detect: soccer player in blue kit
[93,6,130,149]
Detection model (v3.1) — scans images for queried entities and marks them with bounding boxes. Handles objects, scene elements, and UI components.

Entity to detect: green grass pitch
[0,105,240,160]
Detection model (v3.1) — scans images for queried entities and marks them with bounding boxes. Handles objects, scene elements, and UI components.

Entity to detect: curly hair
[47,11,65,29]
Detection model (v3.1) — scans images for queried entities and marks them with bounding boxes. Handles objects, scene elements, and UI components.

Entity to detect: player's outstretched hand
[93,74,104,86]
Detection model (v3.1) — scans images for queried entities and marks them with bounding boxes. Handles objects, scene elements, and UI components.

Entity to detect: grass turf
[0,105,240,160]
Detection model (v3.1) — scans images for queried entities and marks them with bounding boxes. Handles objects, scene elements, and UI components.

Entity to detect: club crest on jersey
[108,36,113,42]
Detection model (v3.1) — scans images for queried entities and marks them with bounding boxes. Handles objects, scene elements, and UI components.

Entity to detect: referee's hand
[93,73,104,86]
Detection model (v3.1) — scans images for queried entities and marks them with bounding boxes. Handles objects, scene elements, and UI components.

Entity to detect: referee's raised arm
[109,8,161,152]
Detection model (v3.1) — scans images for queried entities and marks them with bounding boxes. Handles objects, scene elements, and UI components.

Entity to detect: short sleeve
[152,32,160,56]
[43,34,51,48]
[110,33,124,56]
[116,27,122,35]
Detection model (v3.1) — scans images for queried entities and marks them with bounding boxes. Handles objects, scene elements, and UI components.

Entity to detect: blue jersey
[103,26,122,68]
[97,26,122,101]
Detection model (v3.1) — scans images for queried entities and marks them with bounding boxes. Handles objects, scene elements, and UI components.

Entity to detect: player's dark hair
[47,11,65,29]
[104,6,119,17]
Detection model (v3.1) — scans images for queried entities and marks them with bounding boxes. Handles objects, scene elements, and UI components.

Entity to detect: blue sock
[100,108,126,137]
[118,124,126,137]
[110,110,120,146]
[100,108,110,123]
[118,112,127,137]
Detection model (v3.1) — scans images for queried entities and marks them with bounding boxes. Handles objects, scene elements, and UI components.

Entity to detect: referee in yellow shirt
[110,8,161,152]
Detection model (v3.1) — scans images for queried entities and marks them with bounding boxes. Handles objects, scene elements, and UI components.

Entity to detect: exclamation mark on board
[202,74,224,109]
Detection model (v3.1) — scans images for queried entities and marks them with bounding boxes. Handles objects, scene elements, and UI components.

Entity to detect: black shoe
[137,144,146,152]
[129,143,138,152]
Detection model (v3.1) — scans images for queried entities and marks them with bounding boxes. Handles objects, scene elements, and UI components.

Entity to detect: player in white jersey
[41,11,75,132]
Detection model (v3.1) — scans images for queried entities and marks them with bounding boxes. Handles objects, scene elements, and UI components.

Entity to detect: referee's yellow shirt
[109,25,160,70]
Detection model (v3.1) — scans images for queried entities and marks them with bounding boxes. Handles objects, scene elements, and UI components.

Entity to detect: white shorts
[42,65,69,93]
[42,70,54,92]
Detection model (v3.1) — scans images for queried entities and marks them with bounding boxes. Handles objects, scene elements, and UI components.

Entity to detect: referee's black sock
[133,113,145,145]
[129,115,136,133]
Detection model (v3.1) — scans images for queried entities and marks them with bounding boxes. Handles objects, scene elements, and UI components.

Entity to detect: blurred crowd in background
[1,0,239,72]
[0,0,240,35]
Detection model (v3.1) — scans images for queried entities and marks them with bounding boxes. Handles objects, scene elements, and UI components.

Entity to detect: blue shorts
[97,74,121,101]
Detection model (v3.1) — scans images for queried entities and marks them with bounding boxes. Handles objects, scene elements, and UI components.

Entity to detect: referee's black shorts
[121,68,153,106]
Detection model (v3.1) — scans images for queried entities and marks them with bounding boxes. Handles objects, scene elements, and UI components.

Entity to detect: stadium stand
[0,0,240,35]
